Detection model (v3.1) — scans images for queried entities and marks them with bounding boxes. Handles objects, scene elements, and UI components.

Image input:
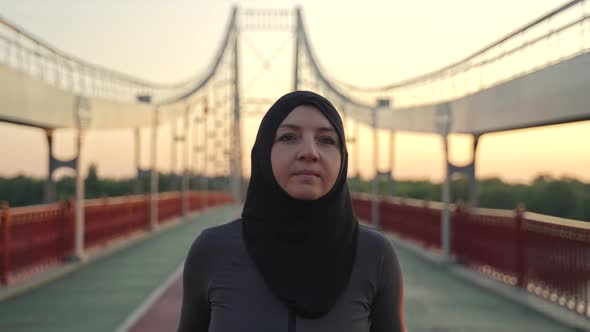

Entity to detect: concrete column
[171,120,177,191]
[181,106,190,217]
[441,135,452,261]
[468,134,481,209]
[202,102,209,207]
[293,9,301,91]
[133,128,141,195]
[150,107,159,231]
[74,128,85,260]
[43,128,78,204]
[44,129,56,203]
[371,108,380,229]
[389,130,396,197]
[354,118,360,179]
[231,26,242,202]
[193,115,203,209]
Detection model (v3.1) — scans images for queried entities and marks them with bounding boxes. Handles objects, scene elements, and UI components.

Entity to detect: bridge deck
[0,206,579,332]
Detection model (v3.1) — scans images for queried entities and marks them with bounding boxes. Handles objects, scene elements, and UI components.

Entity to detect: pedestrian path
[127,231,579,332]
[395,239,579,332]
[126,270,184,332]
[0,205,582,332]
[0,205,241,332]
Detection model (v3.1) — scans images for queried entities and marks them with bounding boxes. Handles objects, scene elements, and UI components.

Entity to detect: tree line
[348,175,589,222]
[1,164,588,222]
[0,164,230,207]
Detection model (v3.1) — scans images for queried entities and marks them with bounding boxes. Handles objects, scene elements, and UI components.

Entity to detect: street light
[436,102,453,262]
[371,98,390,229]
[137,94,159,231]
[73,95,91,261]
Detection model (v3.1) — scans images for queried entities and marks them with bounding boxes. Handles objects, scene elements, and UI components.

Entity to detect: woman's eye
[277,133,297,142]
[319,136,336,145]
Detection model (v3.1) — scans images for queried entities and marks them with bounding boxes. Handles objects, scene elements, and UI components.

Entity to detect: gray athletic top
[177,219,404,332]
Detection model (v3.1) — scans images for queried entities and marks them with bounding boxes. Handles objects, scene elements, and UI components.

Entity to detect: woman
[178,91,405,332]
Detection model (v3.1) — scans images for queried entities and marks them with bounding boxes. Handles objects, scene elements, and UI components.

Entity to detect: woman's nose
[297,138,320,161]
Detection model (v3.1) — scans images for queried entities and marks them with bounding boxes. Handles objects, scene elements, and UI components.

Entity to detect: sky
[1,0,589,183]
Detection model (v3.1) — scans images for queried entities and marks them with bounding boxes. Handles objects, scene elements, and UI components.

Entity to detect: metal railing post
[1,202,10,286]
[515,203,527,289]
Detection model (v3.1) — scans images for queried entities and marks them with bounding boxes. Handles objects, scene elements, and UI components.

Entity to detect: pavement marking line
[115,261,185,332]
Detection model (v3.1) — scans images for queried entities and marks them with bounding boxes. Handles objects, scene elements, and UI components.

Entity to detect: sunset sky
[1,0,588,183]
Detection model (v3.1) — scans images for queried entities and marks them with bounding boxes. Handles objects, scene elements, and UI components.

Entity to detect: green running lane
[0,205,241,332]
[394,240,580,332]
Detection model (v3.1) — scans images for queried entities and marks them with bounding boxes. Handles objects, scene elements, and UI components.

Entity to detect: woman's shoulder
[186,219,243,259]
[357,223,395,253]
[357,224,402,288]
[198,218,242,241]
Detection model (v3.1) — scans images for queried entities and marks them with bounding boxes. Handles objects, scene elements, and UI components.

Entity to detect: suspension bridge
[0,1,589,331]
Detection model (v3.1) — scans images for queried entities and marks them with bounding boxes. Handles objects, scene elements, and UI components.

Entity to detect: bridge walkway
[0,206,579,332]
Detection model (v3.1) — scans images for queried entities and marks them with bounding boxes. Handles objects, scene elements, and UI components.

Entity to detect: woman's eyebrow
[278,124,300,130]
[278,124,336,132]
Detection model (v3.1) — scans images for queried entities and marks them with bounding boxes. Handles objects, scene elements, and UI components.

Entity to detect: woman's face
[271,104,342,200]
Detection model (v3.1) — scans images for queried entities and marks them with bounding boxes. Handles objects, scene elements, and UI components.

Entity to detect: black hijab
[241,91,359,319]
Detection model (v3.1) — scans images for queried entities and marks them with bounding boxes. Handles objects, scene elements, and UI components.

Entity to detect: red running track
[128,275,183,332]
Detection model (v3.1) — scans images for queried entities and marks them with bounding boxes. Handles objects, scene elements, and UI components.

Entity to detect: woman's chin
[286,187,323,200]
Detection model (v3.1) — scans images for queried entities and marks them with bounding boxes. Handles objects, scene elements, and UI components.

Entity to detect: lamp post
[73,95,91,260]
[371,98,390,229]
[181,104,191,218]
[137,94,159,232]
[435,103,452,262]
[388,130,396,197]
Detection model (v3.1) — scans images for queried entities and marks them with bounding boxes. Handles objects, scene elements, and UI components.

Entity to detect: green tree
[85,164,101,198]
[0,175,43,206]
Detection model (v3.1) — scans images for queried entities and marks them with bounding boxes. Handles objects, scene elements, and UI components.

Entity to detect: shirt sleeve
[370,237,406,332]
[177,230,213,332]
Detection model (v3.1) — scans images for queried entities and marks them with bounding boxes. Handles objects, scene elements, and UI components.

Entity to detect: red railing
[0,191,233,286]
[0,202,74,285]
[351,194,590,319]
[522,213,590,316]
[157,193,183,224]
[85,195,150,248]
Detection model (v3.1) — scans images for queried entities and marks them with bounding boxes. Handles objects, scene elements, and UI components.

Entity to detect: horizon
[2,165,587,187]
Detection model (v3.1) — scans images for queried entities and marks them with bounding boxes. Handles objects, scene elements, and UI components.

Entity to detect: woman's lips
[292,170,320,177]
